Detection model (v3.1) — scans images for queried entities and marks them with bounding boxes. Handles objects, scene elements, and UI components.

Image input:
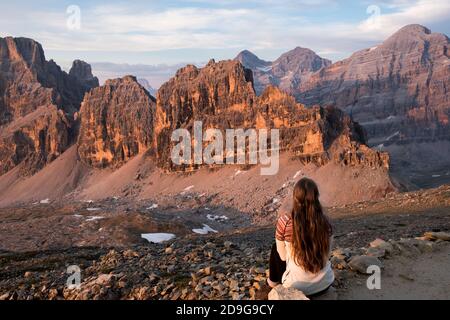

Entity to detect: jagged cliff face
[69,60,99,93]
[235,47,331,96]
[0,37,98,176]
[77,76,156,168]
[296,24,450,146]
[155,60,256,168]
[0,106,70,176]
[256,86,389,168]
[156,59,388,171]
[0,37,97,122]
[0,36,388,179]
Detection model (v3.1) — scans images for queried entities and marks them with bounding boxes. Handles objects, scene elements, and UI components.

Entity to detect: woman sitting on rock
[267,178,335,298]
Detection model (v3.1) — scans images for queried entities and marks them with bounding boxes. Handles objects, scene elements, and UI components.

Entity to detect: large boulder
[348,255,383,274]
[268,285,309,300]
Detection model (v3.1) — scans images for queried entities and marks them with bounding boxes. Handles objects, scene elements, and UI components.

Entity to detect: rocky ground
[0,185,449,300]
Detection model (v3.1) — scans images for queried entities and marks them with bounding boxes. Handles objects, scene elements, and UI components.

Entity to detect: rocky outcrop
[156,59,389,171]
[0,37,98,176]
[0,37,97,123]
[235,47,331,95]
[0,105,71,176]
[0,37,95,117]
[155,59,256,169]
[69,60,99,92]
[77,76,155,168]
[296,24,450,146]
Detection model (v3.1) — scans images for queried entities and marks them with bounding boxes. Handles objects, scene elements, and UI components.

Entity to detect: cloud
[358,0,450,38]
[0,0,448,64]
[91,62,196,88]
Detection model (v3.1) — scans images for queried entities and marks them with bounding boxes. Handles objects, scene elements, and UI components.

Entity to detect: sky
[1,0,449,87]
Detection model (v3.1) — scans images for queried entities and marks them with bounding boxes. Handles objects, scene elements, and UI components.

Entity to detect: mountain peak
[381,24,448,52]
[234,50,270,70]
[69,60,99,89]
[1,36,46,67]
[394,24,431,36]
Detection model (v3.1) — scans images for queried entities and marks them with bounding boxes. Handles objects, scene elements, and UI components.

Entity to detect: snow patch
[141,233,176,244]
[207,214,229,222]
[192,224,218,235]
[257,66,272,72]
[147,203,159,210]
[293,170,302,179]
[386,131,400,141]
[40,199,50,204]
[86,216,105,222]
[87,208,101,212]
[181,185,195,195]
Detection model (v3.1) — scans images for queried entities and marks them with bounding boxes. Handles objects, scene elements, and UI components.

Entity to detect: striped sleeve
[275,214,290,241]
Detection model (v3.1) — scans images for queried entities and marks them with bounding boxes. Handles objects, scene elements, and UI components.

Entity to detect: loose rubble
[0,230,448,300]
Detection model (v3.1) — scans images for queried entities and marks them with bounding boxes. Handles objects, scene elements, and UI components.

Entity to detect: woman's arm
[276,239,287,261]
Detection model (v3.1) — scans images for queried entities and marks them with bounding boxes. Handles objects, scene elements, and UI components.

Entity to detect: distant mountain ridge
[235,47,331,95]
[296,24,450,147]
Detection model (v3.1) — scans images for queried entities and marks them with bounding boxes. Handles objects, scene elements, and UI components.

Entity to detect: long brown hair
[291,178,332,273]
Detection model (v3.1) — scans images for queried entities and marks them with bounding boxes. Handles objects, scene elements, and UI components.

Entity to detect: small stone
[170,290,181,300]
[231,292,244,300]
[48,288,59,300]
[249,288,256,300]
[253,281,266,290]
[0,293,10,300]
[424,232,450,241]
[348,255,383,274]
[331,248,350,260]
[194,284,203,293]
[254,267,266,274]
[229,279,239,291]
[167,265,176,274]
[366,247,386,258]
[331,256,348,270]
[224,241,233,249]
[24,271,32,278]
[392,240,421,257]
[123,249,139,258]
[165,247,174,254]
[370,239,393,254]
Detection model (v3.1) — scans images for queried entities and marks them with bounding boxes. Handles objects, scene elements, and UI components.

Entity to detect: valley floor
[0,185,449,300]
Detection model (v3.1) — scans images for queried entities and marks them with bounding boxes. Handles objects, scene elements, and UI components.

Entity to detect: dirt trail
[339,243,450,300]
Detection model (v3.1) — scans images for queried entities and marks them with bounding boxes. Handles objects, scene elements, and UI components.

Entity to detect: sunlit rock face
[235,47,331,96]
[296,24,450,146]
[77,76,156,168]
[0,37,98,175]
[155,59,389,172]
